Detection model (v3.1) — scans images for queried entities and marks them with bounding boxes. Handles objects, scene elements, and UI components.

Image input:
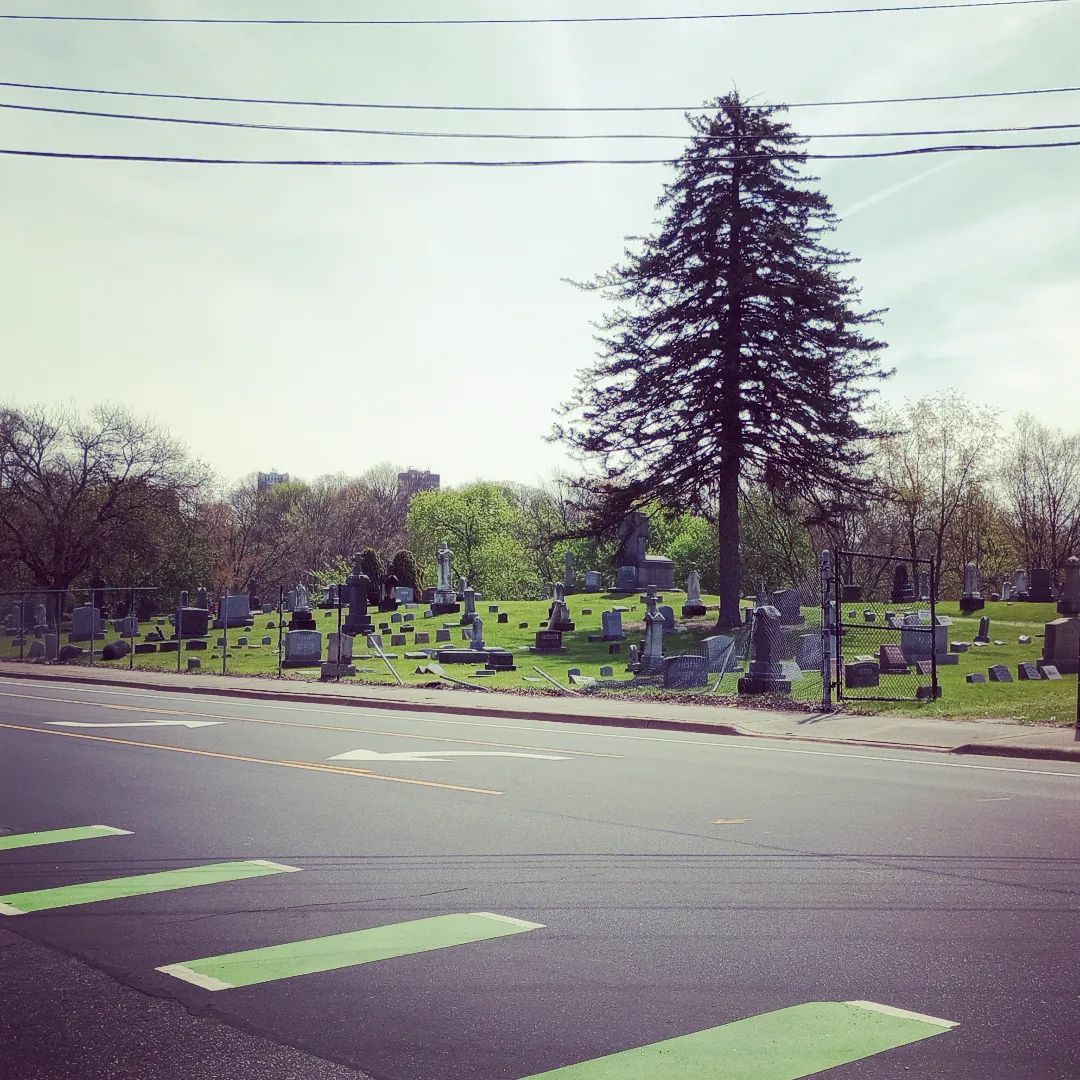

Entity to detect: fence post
[929,558,939,702]
[820,550,832,712]
[88,589,95,667]
[277,587,283,678]
[19,590,26,662]
[176,602,182,674]
[221,594,228,675]
[129,586,136,670]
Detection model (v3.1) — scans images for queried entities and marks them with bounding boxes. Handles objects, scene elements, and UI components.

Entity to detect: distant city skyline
[2,0,1077,489]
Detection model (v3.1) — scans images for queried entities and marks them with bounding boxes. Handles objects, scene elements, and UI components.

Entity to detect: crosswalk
[0,821,958,1079]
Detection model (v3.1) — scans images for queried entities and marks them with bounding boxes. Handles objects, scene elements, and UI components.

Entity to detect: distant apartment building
[398,467,440,499]
[257,470,290,492]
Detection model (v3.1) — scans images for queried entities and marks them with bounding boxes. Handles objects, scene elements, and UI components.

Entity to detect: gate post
[820,550,833,712]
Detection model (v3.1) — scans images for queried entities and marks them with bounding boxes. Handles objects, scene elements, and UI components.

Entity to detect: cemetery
[2,553,1076,725]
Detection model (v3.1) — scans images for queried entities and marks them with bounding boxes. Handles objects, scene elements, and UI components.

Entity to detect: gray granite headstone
[988,664,1012,682]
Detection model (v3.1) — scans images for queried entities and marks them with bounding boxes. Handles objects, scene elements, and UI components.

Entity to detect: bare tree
[1001,413,1080,579]
[869,392,998,594]
[0,403,207,593]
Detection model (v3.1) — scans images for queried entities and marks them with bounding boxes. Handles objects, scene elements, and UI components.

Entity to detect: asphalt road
[1,676,1078,1080]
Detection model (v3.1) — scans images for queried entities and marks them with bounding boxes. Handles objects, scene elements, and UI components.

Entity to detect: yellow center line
[0,689,620,758]
[0,690,186,715]
[0,722,503,797]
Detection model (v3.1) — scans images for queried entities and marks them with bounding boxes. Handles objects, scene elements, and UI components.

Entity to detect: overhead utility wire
[2,80,1077,113]
[4,101,1078,141]
[2,140,1078,165]
[1,0,1072,22]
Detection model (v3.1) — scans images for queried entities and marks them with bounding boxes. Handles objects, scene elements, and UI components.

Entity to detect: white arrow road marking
[48,720,225,729]
[329,747,569,763]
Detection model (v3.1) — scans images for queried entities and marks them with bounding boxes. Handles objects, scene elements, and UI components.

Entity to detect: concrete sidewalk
[1,660,1077,763]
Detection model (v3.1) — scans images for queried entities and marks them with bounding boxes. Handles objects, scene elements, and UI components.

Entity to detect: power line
[4,100,1079,141]
[2,80,1078,113]
[0,0,1072,22]
[2,140,1078,166]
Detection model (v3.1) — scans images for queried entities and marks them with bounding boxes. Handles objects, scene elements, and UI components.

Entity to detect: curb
[952,742,1080,764]
[1,666,1076,764]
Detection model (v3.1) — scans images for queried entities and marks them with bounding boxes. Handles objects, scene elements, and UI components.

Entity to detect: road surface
[1,676,1077,1079]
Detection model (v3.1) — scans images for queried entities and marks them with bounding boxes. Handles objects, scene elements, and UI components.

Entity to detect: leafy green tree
[554,93,888,627]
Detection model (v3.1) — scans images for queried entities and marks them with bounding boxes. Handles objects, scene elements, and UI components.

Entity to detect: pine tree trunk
[716,467,742,628]
[715,105,745,631]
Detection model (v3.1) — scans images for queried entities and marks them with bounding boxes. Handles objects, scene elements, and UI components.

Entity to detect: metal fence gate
[833,550,939,702]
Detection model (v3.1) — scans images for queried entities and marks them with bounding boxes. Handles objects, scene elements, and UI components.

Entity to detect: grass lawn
[2,593,1074,726]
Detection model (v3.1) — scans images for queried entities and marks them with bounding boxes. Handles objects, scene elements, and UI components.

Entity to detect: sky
[1,0,1078,490]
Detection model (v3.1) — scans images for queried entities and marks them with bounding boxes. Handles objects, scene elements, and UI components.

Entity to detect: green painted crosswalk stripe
[520,1000,957,1079]
[0,859,300,915]
[0,825,131,852]
[157,911,544,990]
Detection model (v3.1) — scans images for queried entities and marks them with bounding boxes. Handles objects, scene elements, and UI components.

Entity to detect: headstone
[864,610,877,623]
[901,614,949,661]
[974,616,991,644]
[342,556,376,636]
[965,672,986,684]
[69,605,104,642]
[177,607,211,638]
[614,511,674,590]
[770,588,803,626]
[739,606,791,695]
[459,587,478,626]
[547,599,575,633]
[917,571,931,601]
[988,664,1012,682]
[436,628,452,643]
[658,605,675,632]
[394,586,415,605]
[180,590,189,608]
[379,573,400,613]
[58,644,85,663]
[950,641,970,653]
[429,541,461,614]
[841,583,862,602]
[134,642,157,655]
[531,629,565,653]
[1001,582,1013,601]
[1017,661,1043,680]
[844,659,880,689]
[327,632,354,662]
[497,613,508,624]
[187,658,201,672]
[27,639,46,660]
[959,561,985,614]
[185,639,207,651]
[1018,635,1031,645]
[914,659,934,676]
[1057,556,1080,615]
[214,595,253,629]
[701,635,735,673]
[878,643,908,674]
[390,612,402,623]
[1041,617,1079,673]
[262,636,272,646]
[638,596,666,674]
[663,655,708,689]
[1013,568,1030,601]
[614,565,638,591]
[1029,567,1054,603]
[391,634,407,647]
[682,571,706,618]
[282,629,323,667]
[599,665,614,677]
[1038,664,1063,680]
[414,631,431,644]
[891,565,916,603]
[583,570,603,593]
[600,610,624,641]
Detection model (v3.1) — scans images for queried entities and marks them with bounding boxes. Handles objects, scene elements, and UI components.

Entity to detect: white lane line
[247,859,302,873]
[1,679,1077,779]
[155,964,233,991]
[845,1000,959,1029]
[472,911,546,930]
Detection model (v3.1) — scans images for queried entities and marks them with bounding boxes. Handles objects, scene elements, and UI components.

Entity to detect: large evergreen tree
[554,93,889,627]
